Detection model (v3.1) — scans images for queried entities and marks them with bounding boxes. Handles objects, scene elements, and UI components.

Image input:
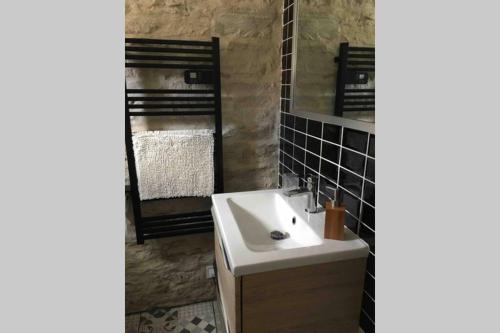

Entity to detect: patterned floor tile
[126,313,140,333]
[138,307,178,333]
[173,302,216,333]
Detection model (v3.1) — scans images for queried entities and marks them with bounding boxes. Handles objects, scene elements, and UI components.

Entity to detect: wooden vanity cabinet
[214,226,367,333]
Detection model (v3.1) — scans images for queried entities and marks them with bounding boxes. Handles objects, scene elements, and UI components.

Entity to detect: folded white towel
[132,129,214,200]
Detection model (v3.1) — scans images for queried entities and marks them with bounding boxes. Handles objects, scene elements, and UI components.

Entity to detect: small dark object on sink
[270,230,289,240]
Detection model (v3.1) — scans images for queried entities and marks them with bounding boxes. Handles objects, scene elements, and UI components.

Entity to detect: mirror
[291,0,375,124]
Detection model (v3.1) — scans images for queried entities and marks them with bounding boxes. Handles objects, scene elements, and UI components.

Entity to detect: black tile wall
[306,136,321,155]
[323,123,342,144]
[307,119,322,137]
[341,149,366,176]
[342,128,369,153]
[322,141,340,163]
[279,2,375,332]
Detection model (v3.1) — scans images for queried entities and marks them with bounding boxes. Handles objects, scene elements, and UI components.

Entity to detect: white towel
[132,130,214,200]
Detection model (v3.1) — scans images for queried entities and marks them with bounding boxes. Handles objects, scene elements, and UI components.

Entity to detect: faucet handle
[305,174,318,191]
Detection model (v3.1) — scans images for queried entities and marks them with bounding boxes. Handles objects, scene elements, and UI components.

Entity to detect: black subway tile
[285,113,294,128]
[323,123,341,144]
[359,223,375,254]
[367,252,375,277]
[362,292,375,323]
[342,128,368,153]
[286,36,293,54]
[306,136,321,155]
[341,148,366,177]
[343,190,361,218]
[321,141,340,163]
[294,132,306,148]
[339,168,363,198]
[284,154,293,169]
[368,134,375,157]
[284,127,294,142]
[360,311,375,333]
[288,4,294,22]
[361,204,375,230]
[345,212,359,233]
[292,159,304,176]
[284,141,293,156]
[364,272,375,299]
[294,116,307,132]
[305,167,317,178]
[307,119,322,137]
[305,152,320,172]
[363,181,375,206]
[284,99,290,112]
[365,157,375,182]
[293,146,305,163]
[320,159,338,183]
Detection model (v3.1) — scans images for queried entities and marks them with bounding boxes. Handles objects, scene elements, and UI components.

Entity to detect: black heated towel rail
[334,43,375,117]
[125,37,223,244]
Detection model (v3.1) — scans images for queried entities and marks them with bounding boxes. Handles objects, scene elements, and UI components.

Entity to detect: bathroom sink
[211,189,369,276]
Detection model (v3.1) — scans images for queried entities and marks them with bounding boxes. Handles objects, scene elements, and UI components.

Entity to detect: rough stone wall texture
[125,0,282,313]
[126,0,282,191]
[125,194,216,313]
[294,0,375,116]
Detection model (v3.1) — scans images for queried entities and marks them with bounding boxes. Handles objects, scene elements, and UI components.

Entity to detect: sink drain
[270,230,288,240]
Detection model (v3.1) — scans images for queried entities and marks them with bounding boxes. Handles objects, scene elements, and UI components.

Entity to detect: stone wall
[125,0,283,313]
[294,0,375,116]
[126,0,283,191]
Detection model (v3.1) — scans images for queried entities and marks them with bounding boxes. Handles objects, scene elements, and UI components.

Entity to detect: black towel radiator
[334,42,375,117]
[125,37,223,244]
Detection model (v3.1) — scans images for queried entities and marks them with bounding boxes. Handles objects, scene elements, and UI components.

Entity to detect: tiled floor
[126,299,365,333]
[126,301,224,333]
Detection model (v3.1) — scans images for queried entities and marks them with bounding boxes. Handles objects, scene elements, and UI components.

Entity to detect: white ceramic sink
[211,189,369,276]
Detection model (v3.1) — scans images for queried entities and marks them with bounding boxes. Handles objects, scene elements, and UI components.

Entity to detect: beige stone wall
[126,0,283,191]
[125,0,283,313]
[294,0,375,116]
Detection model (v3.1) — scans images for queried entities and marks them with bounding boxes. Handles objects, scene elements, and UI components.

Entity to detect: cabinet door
[214,225,241,333]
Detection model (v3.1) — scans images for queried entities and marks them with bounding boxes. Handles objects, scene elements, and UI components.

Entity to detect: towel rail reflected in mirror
[288,0,375,133]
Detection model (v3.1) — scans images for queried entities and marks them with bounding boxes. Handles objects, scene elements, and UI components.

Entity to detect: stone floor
[126,300,226,333]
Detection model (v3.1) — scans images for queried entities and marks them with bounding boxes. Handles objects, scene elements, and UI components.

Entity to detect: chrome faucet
[282,174,324,214]
[304,175,324,214]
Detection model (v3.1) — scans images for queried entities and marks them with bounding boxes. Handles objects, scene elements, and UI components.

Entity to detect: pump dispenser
[324,187,346,240]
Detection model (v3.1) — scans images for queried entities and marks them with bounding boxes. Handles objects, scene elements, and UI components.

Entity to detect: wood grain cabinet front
[214,225,366,333]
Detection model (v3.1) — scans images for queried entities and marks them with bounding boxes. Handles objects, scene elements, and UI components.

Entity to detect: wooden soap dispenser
[324,187,346,240]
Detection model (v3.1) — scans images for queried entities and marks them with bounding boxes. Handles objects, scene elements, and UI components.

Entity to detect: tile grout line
[279,148,376,210]
[316,121,324,208]
[281,122,375,160]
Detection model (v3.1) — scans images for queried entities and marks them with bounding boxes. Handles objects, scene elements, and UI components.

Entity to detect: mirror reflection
[292,0,375,123]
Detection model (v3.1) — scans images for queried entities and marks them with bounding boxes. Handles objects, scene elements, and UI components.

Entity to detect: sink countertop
[211,189,369,276]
